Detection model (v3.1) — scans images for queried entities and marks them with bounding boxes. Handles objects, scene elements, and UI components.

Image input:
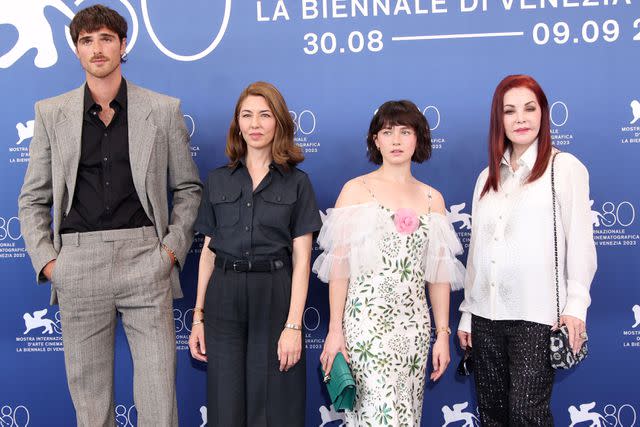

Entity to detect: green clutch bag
[321,352,356,411]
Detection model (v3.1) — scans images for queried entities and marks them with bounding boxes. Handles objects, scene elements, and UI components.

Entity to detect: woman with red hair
[457,75,597,425]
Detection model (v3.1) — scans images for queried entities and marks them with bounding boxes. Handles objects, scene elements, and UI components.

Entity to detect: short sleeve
[312,203,388,283]
[423,214,466,290]
[290,174,322,239]
[194,176,216,237]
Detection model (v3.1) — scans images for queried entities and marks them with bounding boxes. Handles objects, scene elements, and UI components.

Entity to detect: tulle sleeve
[312,203,387,283]
[423,213,466,290]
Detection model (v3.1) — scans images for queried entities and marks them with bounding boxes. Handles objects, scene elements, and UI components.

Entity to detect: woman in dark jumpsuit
[188,81,322,427]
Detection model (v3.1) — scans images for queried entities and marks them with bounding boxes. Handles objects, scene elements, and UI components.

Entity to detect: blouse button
[276,195,282,202]
[221,195,227,201]
[244,251,250,256]
[246,202,252,207]
[244,225,250,232]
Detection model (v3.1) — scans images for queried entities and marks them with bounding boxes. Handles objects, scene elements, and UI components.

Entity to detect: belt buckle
[232,260,244,272]
[232,260,251,272]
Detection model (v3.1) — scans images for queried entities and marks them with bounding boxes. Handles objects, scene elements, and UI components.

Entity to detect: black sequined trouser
[472,315,555,426]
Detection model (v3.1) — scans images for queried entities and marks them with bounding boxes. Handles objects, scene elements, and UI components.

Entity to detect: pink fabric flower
[393,208,419,234]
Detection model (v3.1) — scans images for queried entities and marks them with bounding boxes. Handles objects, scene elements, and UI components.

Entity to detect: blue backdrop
[1,1,639,426]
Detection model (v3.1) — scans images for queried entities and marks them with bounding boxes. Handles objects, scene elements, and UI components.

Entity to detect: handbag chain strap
[551,151,561,326]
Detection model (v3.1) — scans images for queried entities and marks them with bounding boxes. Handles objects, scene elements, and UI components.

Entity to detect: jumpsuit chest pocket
[257,190,297,229]
[211,186,242,227]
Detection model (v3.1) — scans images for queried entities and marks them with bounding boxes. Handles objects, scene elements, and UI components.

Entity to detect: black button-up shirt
[60,80,153,233]
[195,160,322,259]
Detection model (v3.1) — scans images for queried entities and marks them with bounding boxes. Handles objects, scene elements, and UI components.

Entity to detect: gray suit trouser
[53,226,178,427]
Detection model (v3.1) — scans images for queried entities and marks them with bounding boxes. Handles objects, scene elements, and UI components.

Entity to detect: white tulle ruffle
[312,203,465,290]
[422,213,466,290]
[312,203,391,282]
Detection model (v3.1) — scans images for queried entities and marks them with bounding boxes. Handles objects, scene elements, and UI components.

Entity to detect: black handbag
[456,348,474,376]
[549,152,588,369]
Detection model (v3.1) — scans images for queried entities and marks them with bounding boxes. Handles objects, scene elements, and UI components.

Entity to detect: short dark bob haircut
[366,100,431,165]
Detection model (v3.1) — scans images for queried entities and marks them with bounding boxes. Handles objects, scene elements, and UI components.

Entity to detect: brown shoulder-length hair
[367,100,431,165]
[226,82,303,169]
[481,74,552,197]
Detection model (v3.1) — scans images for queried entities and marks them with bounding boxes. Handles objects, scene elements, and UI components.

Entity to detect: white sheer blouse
[458,142,597,332]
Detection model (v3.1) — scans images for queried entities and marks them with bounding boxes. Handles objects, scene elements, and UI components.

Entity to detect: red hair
[481,74,552,197]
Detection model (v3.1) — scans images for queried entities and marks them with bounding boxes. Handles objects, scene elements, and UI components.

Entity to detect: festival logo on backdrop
[15,120,33,145]
[621,304,640,349]
[183,113,201,158]
[441,402,480,427]
[115,403,137,427]
[422,104,446,150]
[621,99,640,144]
[15,308,64,354]
[116,401,206,425]
[0,0,74,69]
[198,405,207,427]
[290,109,321,155]
[447,202,472,249]
[0,404,30,427]
[8,118,33,164]
[304,306,324,351]
[567,402,637,427]
[590,199,639,247]
[173,307,194,352]
[189,235,205,258]
[0,214,25,260]
[0,1,231,69]
[318,404,346,427]
[550,100,573,147]
[630,100,640,125]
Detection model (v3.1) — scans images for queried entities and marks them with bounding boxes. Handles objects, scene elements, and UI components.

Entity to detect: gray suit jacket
[18,81,202,304]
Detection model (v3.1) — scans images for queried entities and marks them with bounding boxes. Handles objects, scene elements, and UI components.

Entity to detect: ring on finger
[579,331,587,339]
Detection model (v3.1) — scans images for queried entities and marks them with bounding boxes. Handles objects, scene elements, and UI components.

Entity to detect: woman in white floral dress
[314,100,465,426]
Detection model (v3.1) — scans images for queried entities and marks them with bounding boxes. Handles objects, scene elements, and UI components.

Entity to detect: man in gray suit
[18,5,201,426]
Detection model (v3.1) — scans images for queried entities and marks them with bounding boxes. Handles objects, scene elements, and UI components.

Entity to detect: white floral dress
[313,195,465,426]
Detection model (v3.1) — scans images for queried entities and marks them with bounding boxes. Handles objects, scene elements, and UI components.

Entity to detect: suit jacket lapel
[127,83,156,214]
[54,85,84,210]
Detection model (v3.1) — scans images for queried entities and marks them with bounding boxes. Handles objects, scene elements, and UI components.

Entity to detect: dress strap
[360,178,378,202]
[427,187,432,215]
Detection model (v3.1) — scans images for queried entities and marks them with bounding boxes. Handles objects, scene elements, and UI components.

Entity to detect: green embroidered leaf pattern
[341,206,435,426]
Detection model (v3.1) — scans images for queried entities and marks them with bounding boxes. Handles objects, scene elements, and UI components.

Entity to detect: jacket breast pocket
[258,190,297,230]
[211,187,242,228]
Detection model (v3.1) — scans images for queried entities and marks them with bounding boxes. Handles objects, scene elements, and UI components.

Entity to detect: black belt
[215,256,289,273]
